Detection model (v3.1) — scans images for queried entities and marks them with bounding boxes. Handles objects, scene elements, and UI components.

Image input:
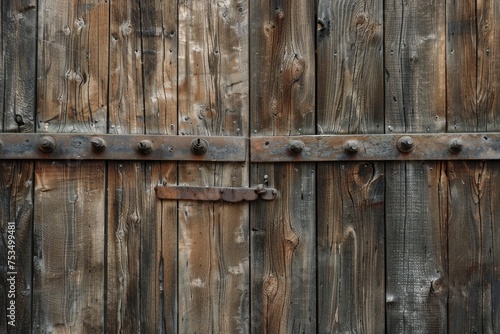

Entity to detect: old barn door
[2,0,500,333]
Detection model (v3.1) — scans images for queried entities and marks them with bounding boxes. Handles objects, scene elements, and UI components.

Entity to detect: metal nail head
[138,140,153,154]
[191,138,209,155]
[397,136,414,153]
[38,135,57,153]
[344,140,359,154]
[449,138,463,154]
[90,137,107,152]
[288,139,305,154]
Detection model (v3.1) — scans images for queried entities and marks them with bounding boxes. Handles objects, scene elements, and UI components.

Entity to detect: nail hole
[484,136,488,140]
[265,141,269,146]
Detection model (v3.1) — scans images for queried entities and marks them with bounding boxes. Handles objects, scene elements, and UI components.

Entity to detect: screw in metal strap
[191,138,209,155]
[90,137,107,152]
[288,139,305,154]
[138,140,154,154]
[397,136,414,153]
[344,140,359,154]
[449,138,463,154]
[38,135,57,153]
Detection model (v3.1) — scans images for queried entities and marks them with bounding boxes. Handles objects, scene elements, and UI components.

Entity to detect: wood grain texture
[250,1,316,332]
[106,0,145,332]
[316,0,384,332]
[140,0,178,332]
[34,0,108,331]
[447,1,500,332]
[0,1,36,332]
[177,0,249,332]
[0,162,34,333]
[384,0,447,332]
[33,161,105,332]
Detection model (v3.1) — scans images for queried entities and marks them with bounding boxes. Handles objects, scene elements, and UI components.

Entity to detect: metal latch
[155,184,277,202]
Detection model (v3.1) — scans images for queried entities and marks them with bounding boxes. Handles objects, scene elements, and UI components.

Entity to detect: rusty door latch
[155,184,277,202]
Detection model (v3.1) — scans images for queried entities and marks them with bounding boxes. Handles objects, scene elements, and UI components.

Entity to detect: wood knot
[284,228,299,250]
[431,277,446,294]
[263,23,276,35]
[317,19,330,38]
[355,14,367,26]
[263,275,278,298]
[291,55,305,82]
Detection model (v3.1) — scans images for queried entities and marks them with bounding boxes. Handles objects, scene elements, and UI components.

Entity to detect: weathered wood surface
[385,0,448,332]
[177,0,249,332]
[0,161,34,334]
[106,0,150,332]
[0,1,36,333]
[34,0,107,331]
[447,1,500,333]
[250,1,316,333]
[141,0,178,332]
[316,0,384,332]
[2,1,500,333]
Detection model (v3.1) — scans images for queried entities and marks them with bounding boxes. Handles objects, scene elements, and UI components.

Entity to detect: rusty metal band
[2,133,500,162]
[251,133,500,162]
[155,185,277,202]
[0,134,246,161]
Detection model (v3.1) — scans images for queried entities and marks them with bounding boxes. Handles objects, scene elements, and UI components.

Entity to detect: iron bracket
[155,184,277,202]
[251,133,500,162]
[0,133,246,161]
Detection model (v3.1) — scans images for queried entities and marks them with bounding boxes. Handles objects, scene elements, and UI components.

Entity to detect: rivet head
[38,135,56,153]
[191,138,208,155]
[138,140,153,154]
[344,140,359,154]
[90,137,106,152]
[397,136,414,153]
[288,139,305,154]
[449,138,463,154]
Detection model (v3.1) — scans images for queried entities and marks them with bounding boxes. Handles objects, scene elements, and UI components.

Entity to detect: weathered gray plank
[106,0,143,331]
[0,1,36,333]
[140,0,178,331]
[447,1,500,332]
[250,1,316,332]
[385,0,447,332]
[33,0,107,331]
[316,0,384,332]
[177,0,249,332]
[33,161,105,332]
[0,162,34,333]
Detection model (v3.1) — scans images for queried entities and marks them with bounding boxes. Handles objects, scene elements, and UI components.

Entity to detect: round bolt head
[344,140,359,154]
[397,136,414,153]
[191,138,209,155]
[138,140,153,154]
[90,137,106,152]
[288,139,305,154]
[38,135,57,153]
[449,138,463,154]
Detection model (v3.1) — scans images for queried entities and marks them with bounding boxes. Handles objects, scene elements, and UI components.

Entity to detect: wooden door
[1,0,500,333]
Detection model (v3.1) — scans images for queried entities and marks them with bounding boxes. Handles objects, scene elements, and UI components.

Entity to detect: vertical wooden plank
[0,161,34,333]
[0,1,36,332]
[177,0,249,332]
[34,0,108,331]
[141,0,178,332]
[106,0,143,331]
[385,0,448,332]
[250,1,316,332]
[316,0,384,332]
[447,0,500,332]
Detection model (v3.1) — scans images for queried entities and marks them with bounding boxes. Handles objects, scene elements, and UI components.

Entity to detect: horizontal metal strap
[155,185,277,202]
[251,133,500,162]
[0,134,246,161]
